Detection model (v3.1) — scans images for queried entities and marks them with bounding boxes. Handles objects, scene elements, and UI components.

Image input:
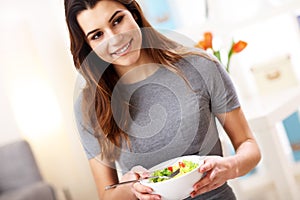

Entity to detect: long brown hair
[64,0,209,161]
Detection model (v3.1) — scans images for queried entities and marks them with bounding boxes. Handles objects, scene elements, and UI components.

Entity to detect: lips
[111,39,133,56]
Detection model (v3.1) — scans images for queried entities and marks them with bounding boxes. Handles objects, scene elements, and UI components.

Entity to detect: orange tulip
[195,32,213,50]
[195,32,248,73]
[232,41,247,53]
[195,41,206,49]
[203,32,213,50]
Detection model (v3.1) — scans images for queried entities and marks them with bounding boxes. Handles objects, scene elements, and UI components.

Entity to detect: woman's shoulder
[74,90,90,126]
[178,47,222,75]
[74,91,83,115]
[73,91,101,159]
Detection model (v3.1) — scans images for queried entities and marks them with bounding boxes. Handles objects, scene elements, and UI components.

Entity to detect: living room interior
[1,0,300,199]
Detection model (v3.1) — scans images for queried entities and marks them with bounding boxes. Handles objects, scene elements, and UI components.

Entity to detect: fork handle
[105,179,140,190]
[104,175,167,190]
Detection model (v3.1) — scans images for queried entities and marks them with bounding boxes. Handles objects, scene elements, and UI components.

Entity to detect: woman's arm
[89,158,138,200]
[89,158,161,200]
[216,107,261,177]
[191,107,261,197]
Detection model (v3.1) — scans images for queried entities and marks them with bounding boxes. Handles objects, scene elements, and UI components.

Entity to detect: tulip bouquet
[195,32,247,73]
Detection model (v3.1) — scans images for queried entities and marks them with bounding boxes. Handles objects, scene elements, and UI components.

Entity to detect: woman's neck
[113,50,158,84]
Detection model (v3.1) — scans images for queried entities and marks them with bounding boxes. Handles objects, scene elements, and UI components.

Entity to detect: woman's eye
[91,31,103,40]
[113,15,124,26]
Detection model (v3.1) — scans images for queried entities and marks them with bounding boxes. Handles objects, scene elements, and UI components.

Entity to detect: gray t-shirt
[74,54,239,200]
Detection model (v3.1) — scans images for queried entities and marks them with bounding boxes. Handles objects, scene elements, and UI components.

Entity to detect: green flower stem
[226,52,232,73]
[226,41,235,73]
[213,50,221,62]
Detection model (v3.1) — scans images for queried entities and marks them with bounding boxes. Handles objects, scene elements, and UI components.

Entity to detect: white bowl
[140,155,204,200]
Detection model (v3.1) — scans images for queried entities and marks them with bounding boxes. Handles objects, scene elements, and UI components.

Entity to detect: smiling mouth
[111,39,133,56]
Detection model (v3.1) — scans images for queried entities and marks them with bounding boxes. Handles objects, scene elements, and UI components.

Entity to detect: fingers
[132,182,161,200]
[192,170,223,197]
[120,171,139,182]
[191,182,221,198]
[130,167,159,200]
[131,165,148,173]
[132,182,153,194]
[131,165,151,178]
[199,159,215,173]
[194,171,213,190]
[191,157,223,198]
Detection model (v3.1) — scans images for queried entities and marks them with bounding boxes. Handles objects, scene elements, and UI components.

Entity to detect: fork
[105,168,180,190]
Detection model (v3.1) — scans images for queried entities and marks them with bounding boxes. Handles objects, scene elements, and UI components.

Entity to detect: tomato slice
[168,166,173,172]
[179,161,185,168]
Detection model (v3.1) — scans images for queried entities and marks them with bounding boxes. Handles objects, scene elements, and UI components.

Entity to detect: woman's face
[77,0,142,68]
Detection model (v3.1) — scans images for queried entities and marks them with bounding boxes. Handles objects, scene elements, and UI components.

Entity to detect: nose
[106,29,124,47]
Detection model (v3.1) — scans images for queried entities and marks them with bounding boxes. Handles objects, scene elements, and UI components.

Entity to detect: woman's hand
[190,156,238,198]
[122,165,161,200]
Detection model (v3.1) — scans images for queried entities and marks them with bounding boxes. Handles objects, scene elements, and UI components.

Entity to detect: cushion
[0,182,56,200]
[0,140,42,192]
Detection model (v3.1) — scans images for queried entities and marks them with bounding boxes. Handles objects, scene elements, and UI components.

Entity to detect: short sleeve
[74,93,101,159]
[186,54,240,114]
[207,61,240,114]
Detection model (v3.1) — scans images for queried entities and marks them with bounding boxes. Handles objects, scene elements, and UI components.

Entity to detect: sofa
[0,140,56,200]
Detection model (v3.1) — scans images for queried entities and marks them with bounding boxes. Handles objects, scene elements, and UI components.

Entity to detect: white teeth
[114,40,131,55]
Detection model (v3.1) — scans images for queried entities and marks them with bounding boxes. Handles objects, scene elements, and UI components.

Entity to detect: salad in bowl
[141,155,204,200]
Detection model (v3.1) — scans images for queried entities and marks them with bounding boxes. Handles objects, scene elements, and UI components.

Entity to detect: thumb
[120,170,139,182]
[131,165,150,178]
[199,159,214,173]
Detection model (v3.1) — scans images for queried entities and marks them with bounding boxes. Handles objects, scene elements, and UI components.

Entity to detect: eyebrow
[86,10,123,38]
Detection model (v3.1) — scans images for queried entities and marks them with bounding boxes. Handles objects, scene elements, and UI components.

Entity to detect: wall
[0,0,98,199]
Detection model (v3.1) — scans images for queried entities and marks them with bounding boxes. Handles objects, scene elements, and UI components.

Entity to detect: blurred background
[0,0,300,199]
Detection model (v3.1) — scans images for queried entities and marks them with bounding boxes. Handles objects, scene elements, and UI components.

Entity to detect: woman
[64,0,261,199]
